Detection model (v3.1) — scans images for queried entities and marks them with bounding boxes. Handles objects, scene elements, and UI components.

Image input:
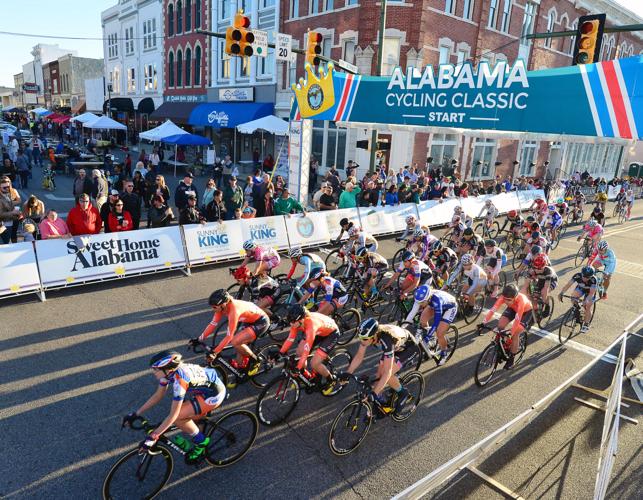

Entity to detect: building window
[220,41,230,79]
[342,39,356,64]
[125,27,134,55]
[519,140,537,175]
[520,2,537,45]
[112,67,120,93]
[176,49,183,86]
[445,0,456,15]
[262,0,276,7]
[430,133,458,169]
[346,0,357,4]
[488,0,498,29]
[127,68,136,92]
[185,47,192,85]
[144,64,157,91]
[108,33,119,58]
[325,0,333,11]
[290,0,298,18]
[221,0,230,19]
[544,11,555,48]
[195,0,201,28]
[168,4,174,36]
[185,0,192,31]
[194,45,202,85]
[500,0,511,33]
[310,0,319,15]
[176,0,183,34]
[471,138,496,178]
[53,79,58,94]
[259,48,275,76]
[462,0,473,21]
[438,45,450,65]
[143,19,157,49]
[168,52,174,87]
[312,121,347,169]
[238,55,250,77]
[321,36,332,58]
[381,37,401,76]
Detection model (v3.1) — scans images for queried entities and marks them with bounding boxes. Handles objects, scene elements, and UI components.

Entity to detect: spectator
[124,153,132,178]
[22,194,45,226]
[144,163,156,201]
[110,164,125,191]
[148,195,174,228]
[179,194,206,225]
[92,169,109,210]
[318,184,337,211]
[262,153,275,171]
[15,150,30,189]
[223,176,244,219]
[409,184,421,204]
[253,173,273,217]
[120,180,141,229]
[240,203,256,219]
[201,178,217,209]
[138,148,147,166]
[39,209,71,239]
[0,176,21,244]
[222,154,233,183]
[73,168,94,202]
[274,175,286,196]
[325,167,341,197]
[309,160,318,194]
[264,185,275,217]
[101,190,121,232]
[1,158,16,183]
[243,176,254,206]
[274,187,306,215]
[205,189,226,222]
[133,160,147,179]
[31,136,44,168]
[150,174,171,207]
[252,147,260,166]
[107,200,133,232]
[339,181,360,208]
[132,171,148,207]
[149,148,160,173]
[67,194,102,235]
[175,172,198,212]
[385,184,399,206]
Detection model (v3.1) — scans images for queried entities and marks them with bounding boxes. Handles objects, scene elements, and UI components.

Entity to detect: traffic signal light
[572,13,606,65]
[225,11,254,57]
[306,31,322,66]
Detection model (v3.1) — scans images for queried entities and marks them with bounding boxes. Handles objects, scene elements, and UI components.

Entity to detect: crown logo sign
[292,62,336,118]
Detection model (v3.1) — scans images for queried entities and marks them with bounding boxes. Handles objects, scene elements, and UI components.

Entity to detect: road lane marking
[614,259,643,280]
[604,221,643,238]
[44,194,76,201]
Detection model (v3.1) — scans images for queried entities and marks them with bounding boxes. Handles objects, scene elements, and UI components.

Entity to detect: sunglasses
[80,199,90,203]
[115,203,124,207]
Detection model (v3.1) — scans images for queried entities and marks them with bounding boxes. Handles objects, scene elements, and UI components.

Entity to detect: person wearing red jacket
[107,201,133,232]
[66,194,102,235]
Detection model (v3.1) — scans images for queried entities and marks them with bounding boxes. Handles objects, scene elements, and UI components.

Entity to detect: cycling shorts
[573,285,596,299]
[439,305,458,324]
[467,277,488,289]
[258,286,280,302]
[327,294,348,307]
[485,255,507,269]
[187,379,226,418]
[501,308,534,330]
[263,255,281,270]
[403,269,431,285]
[313,330,340,357]
[394,342,420,370]
[239,316,270,340]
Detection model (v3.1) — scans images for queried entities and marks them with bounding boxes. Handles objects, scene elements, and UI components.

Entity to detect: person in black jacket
[179,194,206,225]
[175,172,199,212]
[205,189,226,222]
[120,180,141,229]
[100,190,120,232]
[148,195,174,228]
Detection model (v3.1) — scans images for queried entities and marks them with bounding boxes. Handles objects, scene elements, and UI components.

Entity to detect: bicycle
[574,238,593,268]
[323,241,351,275]
[557,276,603,344]
[568,204,584,225]
[474,324,529,387]
[474,218,500,239]
[525,278,556,330]
[499,230,524,256]
[255,350,352,426]
[399,320,459,368]
[102,412,258,499]
[41,167,56,191]
[328,372,424,456]
[443,280,486,325]
[615,202,628,224]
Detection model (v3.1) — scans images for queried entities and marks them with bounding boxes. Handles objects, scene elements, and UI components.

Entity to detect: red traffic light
[580,21,596,35]
[309,32,322,43]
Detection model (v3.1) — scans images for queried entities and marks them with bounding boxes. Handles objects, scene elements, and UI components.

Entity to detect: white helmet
[288,246,303,258]
[243,240,256,251]
[405,215,416,225]
[413,228,425,239]
[485,199,492,206]
[461,254,474,265]
[453,206,462,213]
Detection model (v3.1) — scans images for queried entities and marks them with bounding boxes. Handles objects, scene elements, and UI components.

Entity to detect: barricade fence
[0,189,546,301]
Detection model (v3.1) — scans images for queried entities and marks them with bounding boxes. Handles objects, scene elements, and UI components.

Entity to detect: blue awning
[188,102,274,128]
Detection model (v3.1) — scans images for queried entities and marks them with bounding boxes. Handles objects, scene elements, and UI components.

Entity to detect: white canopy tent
[71,112,100,124]
[236,115,289,161]
[139,120,188,142]
[82,115,127,130]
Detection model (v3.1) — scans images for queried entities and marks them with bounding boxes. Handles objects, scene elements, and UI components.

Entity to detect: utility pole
[369,0,387,174]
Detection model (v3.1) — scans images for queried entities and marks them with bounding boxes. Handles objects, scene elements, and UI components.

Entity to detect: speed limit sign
[275,33,292,62]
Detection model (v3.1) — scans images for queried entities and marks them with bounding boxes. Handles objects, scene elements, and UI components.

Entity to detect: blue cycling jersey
[426,291,458,336]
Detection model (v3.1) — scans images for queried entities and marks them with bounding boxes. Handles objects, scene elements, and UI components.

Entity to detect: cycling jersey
[434,247,458,269]
[397,258,430,279]
[461,234,483,252]
[415,234,438,261]
[450,221,466,234]
[572,273,598,295]
[376,324,411,358]
[484,292,533,336]
[353,231,378,251]
[280,312,339,368]
[399,221,422,240]
[479,204,499,220]
[201,299,270,353]
[406,290,458,333]
[287,253,326,287]
[522,252,551,267]
[525,235,549,249]
[160,363,222,402]
[548,211,563,228]
[590,248,617,275]
[320,276,348,302]
[364,252,389,271]
[531,266,558,291]
[582,223,604,240]
[448,263,488,295]
[249,245,281,269]
[509,216,525,229]
[479,246,506,274]
[256,275,281,300]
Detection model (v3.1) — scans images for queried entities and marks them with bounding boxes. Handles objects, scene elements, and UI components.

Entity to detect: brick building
[279,0,643,181]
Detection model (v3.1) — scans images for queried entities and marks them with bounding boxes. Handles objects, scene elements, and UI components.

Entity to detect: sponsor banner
[358,207,396,236]
[284,212,331,248]
[183,220,246,265]
[383,203,421,231]
[0,242,41,297]
[36,227,187,288]
[460,195,491,220]
[416,200,440,226]
[516,189,545,209]
[548,186,566,204]
[240,216,290,250]
[324,208,361,239]
[490,192,519,214]
[607,184,622,200]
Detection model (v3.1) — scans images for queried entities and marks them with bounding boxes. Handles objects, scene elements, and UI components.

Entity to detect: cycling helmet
[620,188,625,193]
[531,231,541,240]
[405,215,416,225]
[357,318,379,341]
[485,199,492,206]
[531,222,540,231]
[402,250,415,262]
[286,304,306,323]
[508,210,518,218]
[243,240,256,251]
[150,350,182,370]
[309,268,325,280]
[587,219,597,228]
[355,246,369,259]
[414,284,431,302]
[530,245,543,256]
[209,289,231,306]
[348,226,360,237]
[548,204,556,212]
[484,239,497,248]
[581,266,595,278]
[288,246,303,259]
[431,240,443,252]
[557,198,564,204]
[413,228,425,239]
[454,206,462,213]
[501,284,519,299]
[461,254,474,265]
[526,215,536,223]
[339,217,350,227]
[463,227,474,237]
[533,254,547,269]
[598,240,609,251]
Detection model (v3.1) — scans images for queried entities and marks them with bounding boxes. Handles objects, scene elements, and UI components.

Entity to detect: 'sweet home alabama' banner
[291,56,643,140]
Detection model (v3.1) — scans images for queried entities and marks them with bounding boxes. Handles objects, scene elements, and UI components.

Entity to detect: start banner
[324,208,361,239]
[358,206,396,236]
[384,203,421,232]
[36,227,187,288]
[0,242,41,298]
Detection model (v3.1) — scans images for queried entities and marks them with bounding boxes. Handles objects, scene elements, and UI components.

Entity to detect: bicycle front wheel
[249,342,282,388]
[462,293,485,325]
[256,375,300,426]
[102,445,173,500]
[574,246,586,268]
[325,249,344,274]
[205,409,258,467]
[535,297,555,329]
[488,221,500,238]
[335,308,361,345]
[392,371,425,422]
[558,306,580,344]
[474,344,499,387]
[328,400,373,456]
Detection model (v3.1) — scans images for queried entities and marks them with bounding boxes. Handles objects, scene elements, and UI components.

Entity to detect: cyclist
[570,191,586,221]
[531,198,549,226]
[300,269,349,315]
[514,245,550,277]
[595,190,608,212]
[123,350,226,464]
[446,253,488,311]
[546,204,563,243]
[523,230,549,255]
[625,188,635,220]
[335,217,355,243]
[285,246,326,288]
[347,225,378,252]
[478,199,499,229]
[430,240,458,287]
[457,227,483,258]
[383,250,431,298]
[558,265,599,333]
[409,228,438,262]
[277,305,341,395]
[453,205,473,227]
[443,215,466,246]
[476,239,506,298]
[191,289,270,374]
[355,246,389,303]
[397,214,427,242]
[498,209,525,237]
[340,318,416,415]
[481,284,534,369]
[556,198,570,220]
[614,188,627,215]
[241,240,281,277]
[578,219,604,252]
[406,285,458,365]
[521,253,558,316]
[588,240,616,300]
[589,204,605,226]
[255,274,282,314]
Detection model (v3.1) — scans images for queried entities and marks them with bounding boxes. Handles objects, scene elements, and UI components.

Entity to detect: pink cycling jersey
[582,224,603,239]
[251,245,281,268]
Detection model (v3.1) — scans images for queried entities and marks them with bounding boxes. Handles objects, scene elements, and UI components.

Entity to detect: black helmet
[339,217,351,228]
[150,350,182,370]
[501,284,519,299]
[526,215,536,223]
[286,304,306,323]
[463,227,474,237]
[402,250,415,262]
[309,267,325,280]
[484,239,497,247]
[581,266,596,278]
[530,245,543,256]
[208,289,231,306]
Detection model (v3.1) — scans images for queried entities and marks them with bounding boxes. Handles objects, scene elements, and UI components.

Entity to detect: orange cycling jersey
[280,312,338,368]
[199,299,268,354]
[484,293,533,336]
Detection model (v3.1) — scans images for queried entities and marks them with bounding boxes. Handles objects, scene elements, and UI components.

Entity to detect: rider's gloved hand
[188,338,201,348]
[122,412,138,427]
[139,433,159,452]
[337,371,351,382]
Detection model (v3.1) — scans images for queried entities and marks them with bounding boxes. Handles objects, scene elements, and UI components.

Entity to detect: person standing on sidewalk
[15,150,30,189]
[223,176,244,220]
[92,169,109,211]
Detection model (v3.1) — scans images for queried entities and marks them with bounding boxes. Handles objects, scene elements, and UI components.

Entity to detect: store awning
[103,97,134,114]
[188,102,273,129]
[138,97,156,115]
[71,100,86,115]
[150,102,199,124]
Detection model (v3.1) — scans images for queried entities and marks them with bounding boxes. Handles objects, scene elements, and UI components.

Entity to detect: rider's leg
[419,307,434,330]
[510,324,525,354]
[317,301,334,315]
[435,321,450,350]
[231,328,258,363]
[310,350,331,379]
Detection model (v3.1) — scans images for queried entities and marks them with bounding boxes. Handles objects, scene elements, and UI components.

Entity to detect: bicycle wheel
[535,296,555,329]
[514,331,529,365]
[442,325,460,364]
[204,409,258,467]
[392,247,406,270]
[462,293,485,325]
[325,249,344,274]
[255,375,300,426]
[249,342,282,388]
[474,223,485,237]
[574,246,586,268]
[328,400,373,456]
[550,232,561,251]
[324,349,353,397]
[226,283,251,301]
[102,445,173,500]
[332,264,348,278]
[488,221,500,238]
[618,209,626,224]
[335,308,361,345]
[392,371,424,421]
[512,253,525,271]
[268,296,292,343]
[210,361,229,389]
[497,270,508,290]
[474,343,499,387]
[612,204,619,217]
[558,307,580,344]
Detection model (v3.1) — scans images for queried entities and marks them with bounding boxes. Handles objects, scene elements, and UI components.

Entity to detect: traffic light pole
[369,0,387,174]
[526,23,643,40]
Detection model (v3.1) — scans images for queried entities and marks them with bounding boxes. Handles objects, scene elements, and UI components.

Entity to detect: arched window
[168,4,174,36]
[185,47,192,86]
[185,0,192,31]
[544,11,556,48]
[168,51,175,87]
[176,49,183,86]
[194,45,201,85]
[176,0,183,34]
[195,0,201,29]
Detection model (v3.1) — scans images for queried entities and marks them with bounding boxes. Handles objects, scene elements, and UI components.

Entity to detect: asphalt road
[1,202,641,500]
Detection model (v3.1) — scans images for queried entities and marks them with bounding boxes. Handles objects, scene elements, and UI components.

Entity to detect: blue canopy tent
[161,133,212,176]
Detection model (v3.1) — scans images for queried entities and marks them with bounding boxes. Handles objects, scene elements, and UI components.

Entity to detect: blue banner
[290,56,643,140]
